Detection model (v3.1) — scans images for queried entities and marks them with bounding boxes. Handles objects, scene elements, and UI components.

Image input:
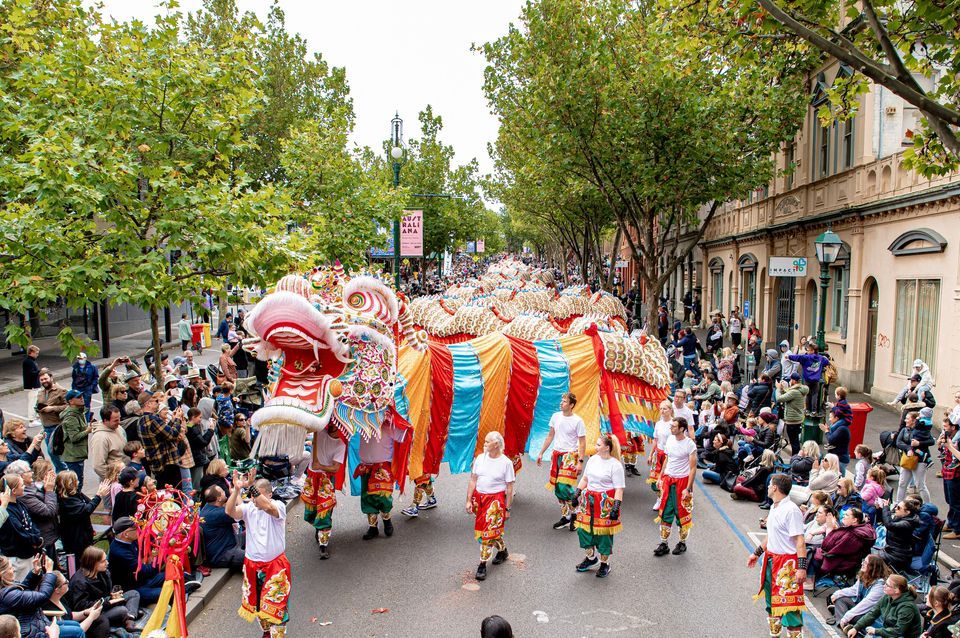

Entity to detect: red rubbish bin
[848,402,873,456]
[190,324,205,351]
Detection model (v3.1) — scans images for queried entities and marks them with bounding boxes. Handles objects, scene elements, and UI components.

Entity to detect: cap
[919,407,934,419]
[789,372,802,381]
[112,516,136,534]
[185,370,200,380]
[910,373,922,382]
[913,359,924,368]
[137,391,154,406]
[123,371,141,382]
[725,392,738,401]
[760,412,777,424]
[65,389,83,401]
[76,352,87,360]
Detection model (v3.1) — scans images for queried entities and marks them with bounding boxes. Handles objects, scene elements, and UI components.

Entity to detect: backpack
[50,424,66,456]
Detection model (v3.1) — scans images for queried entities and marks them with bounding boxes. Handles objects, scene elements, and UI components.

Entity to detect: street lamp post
[814,228,842,352]
[390,112,404,288]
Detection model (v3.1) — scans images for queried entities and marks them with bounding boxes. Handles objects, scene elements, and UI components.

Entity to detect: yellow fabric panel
[472,332,513,456]
[559,334,602,454]
[398,344,433,481]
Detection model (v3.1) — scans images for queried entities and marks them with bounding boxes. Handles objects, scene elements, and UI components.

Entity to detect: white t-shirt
[663,435,697,478]
[240,501,287,562]
[359,424,407,464]
[583,455,626,492]
[549,412,586,452]
[653,419,673,448]
[313,432,346,468]
[766,498,805,554]
[729,317,742,334]
[472,453,516,494]
[673,403,695,429]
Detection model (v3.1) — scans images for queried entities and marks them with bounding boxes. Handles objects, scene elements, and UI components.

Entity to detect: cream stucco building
[700,60,960,404]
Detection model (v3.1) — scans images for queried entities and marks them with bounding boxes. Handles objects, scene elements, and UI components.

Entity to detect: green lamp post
[814,228,842,352]
[390,112,404,288]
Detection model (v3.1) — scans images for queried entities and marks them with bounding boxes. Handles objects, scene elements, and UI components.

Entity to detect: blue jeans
[65,461,85,492]
[838,461,848,477]
[54,620,85,638]
[683,354,697,373]
[43,426,67,473]
[944,478,960,532]
[702,469,721,484]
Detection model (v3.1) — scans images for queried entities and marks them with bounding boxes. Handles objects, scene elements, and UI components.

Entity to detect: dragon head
[244,265,411,460]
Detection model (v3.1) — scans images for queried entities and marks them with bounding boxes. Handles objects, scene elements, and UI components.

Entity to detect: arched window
[830,243,851,337]
[738,254,758,321]
[709,257,724,313]
[888,228,948,256]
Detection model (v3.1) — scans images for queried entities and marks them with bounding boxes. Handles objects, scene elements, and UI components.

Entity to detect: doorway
[864,279,879,393]
[775,277,796,346]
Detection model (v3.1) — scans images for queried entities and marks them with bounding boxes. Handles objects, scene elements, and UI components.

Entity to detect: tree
[481,0,809,327]
[0,0,296,382]
[725,0,960,176]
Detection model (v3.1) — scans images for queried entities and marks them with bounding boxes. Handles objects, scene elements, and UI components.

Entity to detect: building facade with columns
[700,60,960,403]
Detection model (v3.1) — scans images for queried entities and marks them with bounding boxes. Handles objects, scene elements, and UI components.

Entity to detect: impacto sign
[769,256,808,277]
[400,210,423,257]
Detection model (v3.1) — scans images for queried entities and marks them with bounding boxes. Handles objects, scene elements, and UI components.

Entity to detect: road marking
[696,478,832,638]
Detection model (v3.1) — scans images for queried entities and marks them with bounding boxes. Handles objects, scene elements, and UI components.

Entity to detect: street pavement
[188,459,831,638]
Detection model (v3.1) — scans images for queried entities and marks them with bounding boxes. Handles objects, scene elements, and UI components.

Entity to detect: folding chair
[891,517,946,596]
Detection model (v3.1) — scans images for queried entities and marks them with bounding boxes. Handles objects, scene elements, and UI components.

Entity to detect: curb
[186,496,300,625]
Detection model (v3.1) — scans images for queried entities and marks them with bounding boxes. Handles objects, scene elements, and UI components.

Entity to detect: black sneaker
[672,541,687,555]
[492,549,509,565]
[568,516,576,532]
[383,519,394,537]
[576,556,599,572]
[475,562,487,581]
[319,545,330,560]
[362,526,379,541]
[552,517,570,530]
[628,465,643,477]
[596,562,611,578]
[759,501,772,510]
[654,542,670,557]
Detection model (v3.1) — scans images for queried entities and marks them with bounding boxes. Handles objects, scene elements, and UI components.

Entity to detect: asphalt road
[189,459,834,638]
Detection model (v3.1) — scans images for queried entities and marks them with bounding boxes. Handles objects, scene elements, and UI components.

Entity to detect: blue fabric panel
[526,340,570,455]
[347,432,362,497]
[442,342,484,474]
[393,372,410,422]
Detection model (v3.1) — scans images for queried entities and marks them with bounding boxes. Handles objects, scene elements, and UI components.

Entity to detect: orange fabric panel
[559,334,602,454]
[398,344,432,481]
[471,332,513,456]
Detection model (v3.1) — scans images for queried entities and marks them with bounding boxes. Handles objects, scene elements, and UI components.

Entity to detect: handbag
[899,452,919,471]
[720,472,737,492]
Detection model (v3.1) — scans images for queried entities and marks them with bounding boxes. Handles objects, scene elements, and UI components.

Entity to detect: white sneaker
[401,505,420,517]
[419,495,438,510]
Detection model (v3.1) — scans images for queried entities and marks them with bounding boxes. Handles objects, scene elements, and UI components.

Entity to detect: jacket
[0,571,58,638]
[860,479,885,507]
[57,493,102,556]
[775,384,808,424]
[741,465,772,492]
[59,405,88,463]
[710,446,738,478]
[19,485,58,549]
[674,333,699,356]
[88,423,127,480]
[753,425,777,450]
[762,350,782,381]
[879,507,920,568]
[853,592,923,638]
[108,537,160,593]
[63,569,114,612]
[22,356,40,390]
[779,342,801,380]
[817,522,876,575]
[896,422,935,463]
[35,384,67,427]
[4,437,40,465]
[788,353,830,383]
[0,500,43,558]
[807,468,839,495]
[826,420,851,463]
[178,319,192,342]
[746,381,774,415]
[70,361,99,395]
[185,421,215,468]
[834,578,885,626]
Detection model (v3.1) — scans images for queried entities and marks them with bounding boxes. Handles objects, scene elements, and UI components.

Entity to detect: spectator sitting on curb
[199,486,244,570]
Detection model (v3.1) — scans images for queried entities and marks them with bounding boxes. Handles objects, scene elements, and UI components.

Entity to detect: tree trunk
[605,226,623,291]
[150,305,164,390]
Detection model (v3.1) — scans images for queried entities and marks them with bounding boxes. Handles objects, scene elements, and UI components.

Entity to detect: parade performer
[536,392,586,531]
[621,433,645,477]
[401,474,438,518]
[466,431,516,581]
[356,419,407,540]
[747,473,806,638]
[227,471,291,638]
[647,402,674,492]
[301,424,346,559]
[573,433,625,578]
[653,416,697,556]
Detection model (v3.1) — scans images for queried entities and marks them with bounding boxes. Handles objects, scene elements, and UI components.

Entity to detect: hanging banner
[476,238,485,253]
[400,210,423,257]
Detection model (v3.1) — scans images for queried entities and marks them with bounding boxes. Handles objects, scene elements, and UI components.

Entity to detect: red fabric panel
[585,324,626,443]
[390,406,413,495]
[426,334,475,345]
[423,342,454,474]
[503,336,540,458]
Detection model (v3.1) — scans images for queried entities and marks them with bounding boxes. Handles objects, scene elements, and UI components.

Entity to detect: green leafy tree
[0,0,295,381]
[481,0,809,327]
[722,0,960,175]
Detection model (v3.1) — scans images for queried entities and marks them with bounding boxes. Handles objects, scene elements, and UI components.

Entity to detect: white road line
[804,595,842,638]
